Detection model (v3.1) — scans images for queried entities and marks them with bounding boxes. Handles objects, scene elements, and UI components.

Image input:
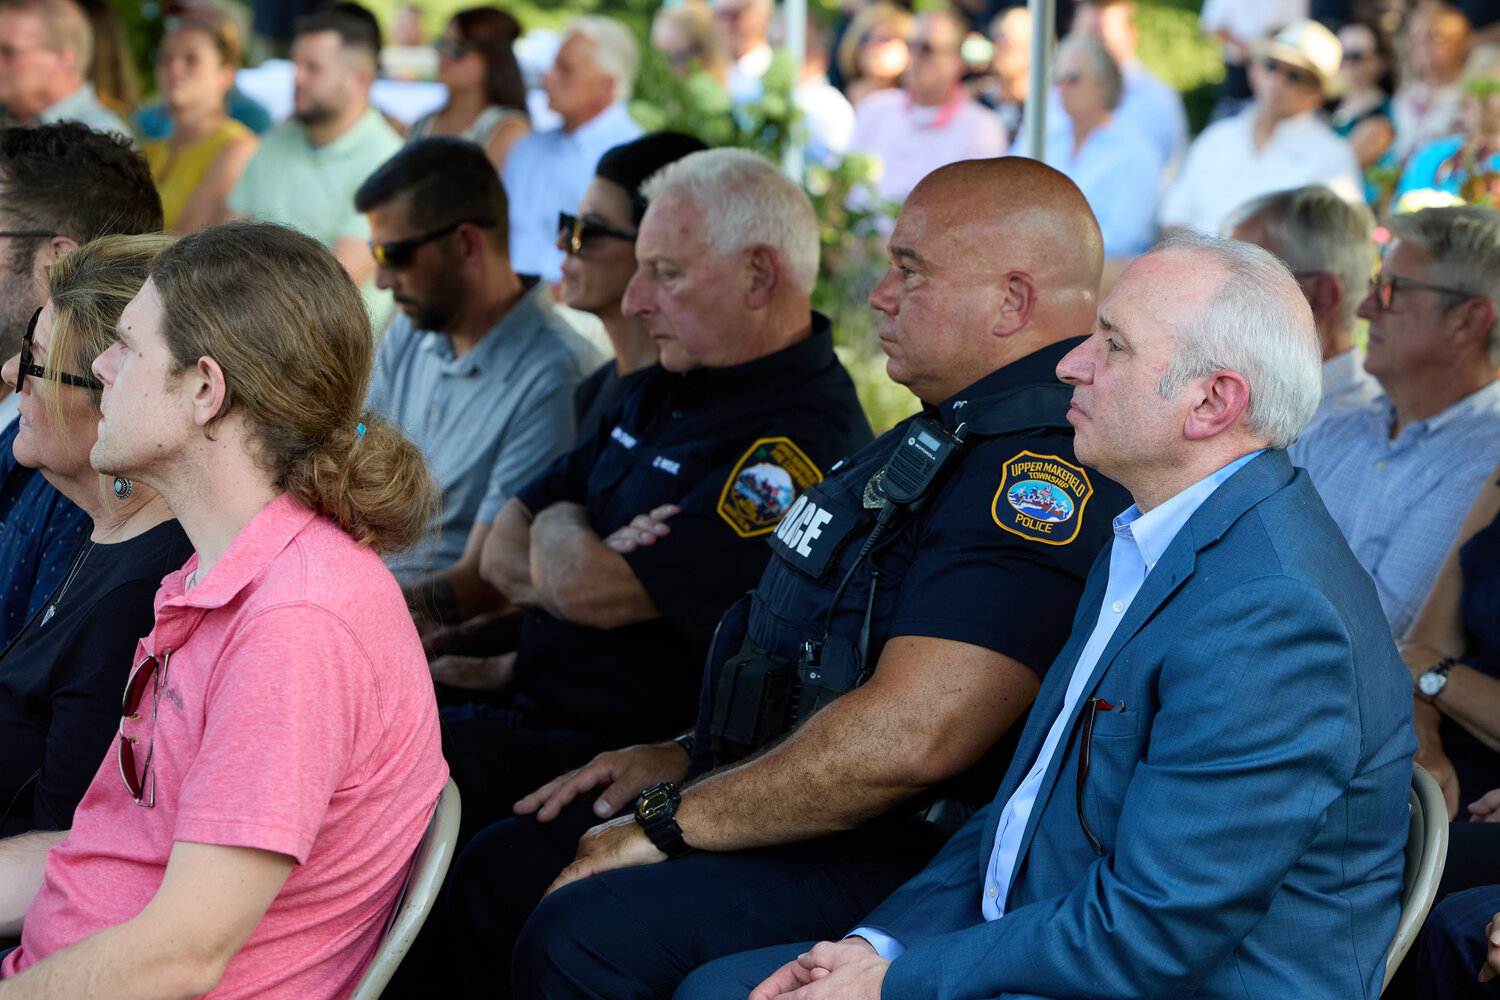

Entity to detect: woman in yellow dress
[143,12,258,233]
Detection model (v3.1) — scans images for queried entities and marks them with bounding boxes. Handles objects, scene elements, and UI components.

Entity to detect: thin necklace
[39,514,131,627]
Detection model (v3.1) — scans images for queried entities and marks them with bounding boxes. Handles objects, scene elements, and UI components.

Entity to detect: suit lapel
[996,451,1297,891]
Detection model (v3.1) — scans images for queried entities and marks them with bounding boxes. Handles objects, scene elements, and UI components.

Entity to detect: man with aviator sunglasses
[1160,20,1361,236]
[355,138,599,625]
[1290,204,1500,639]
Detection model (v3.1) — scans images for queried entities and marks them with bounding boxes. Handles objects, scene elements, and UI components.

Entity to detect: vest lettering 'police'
[774,495,835,556]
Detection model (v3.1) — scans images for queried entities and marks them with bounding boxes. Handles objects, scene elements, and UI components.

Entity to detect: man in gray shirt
[358,138,599,628]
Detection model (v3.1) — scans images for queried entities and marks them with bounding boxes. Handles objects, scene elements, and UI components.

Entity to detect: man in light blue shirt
[682,230,1414,1000]
[358,138,599,629]
[1290,205,1500,636]
[502,17,642,284]
[0,0,131,140]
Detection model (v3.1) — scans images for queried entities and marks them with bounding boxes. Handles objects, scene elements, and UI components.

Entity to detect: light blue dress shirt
[501,102,642,283]
[853,451,1262,960]
[1289,381,1500,635]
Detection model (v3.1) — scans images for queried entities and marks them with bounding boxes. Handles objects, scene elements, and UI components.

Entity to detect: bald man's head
[869,157,1105,405]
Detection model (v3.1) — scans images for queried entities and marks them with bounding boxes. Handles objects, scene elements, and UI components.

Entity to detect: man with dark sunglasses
[1160,19,1361,236]
[1290,205,1500,641]
[0,122,162,649]
[354,138,599,630]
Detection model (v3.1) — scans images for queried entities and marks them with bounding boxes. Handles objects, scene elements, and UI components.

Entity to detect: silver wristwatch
[1418,658,1456,702]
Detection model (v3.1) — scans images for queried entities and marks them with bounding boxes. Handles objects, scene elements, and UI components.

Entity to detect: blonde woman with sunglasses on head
[0,233,191,836]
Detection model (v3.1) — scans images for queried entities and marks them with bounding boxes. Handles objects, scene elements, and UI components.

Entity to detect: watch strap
[634,782,693,859]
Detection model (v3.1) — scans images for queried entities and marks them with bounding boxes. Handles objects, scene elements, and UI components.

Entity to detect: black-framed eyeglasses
[1259,56,1316,88]
[369,218,495,270]
[0,230,56,239]
[432,38,470,59]
[17,306,104,393]
[557,212,637,256]
[1368,272,1480,312]
[118,649,171,808]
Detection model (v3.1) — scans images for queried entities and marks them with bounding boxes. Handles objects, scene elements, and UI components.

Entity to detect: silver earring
[112,477,132,500]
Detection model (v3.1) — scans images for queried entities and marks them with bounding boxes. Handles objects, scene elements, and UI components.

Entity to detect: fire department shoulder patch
[717,438,823,538]
[991,451,1093,546]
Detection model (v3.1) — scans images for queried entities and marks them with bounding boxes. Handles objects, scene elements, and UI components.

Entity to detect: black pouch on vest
[793,633,863,727]
[708,635,795,763]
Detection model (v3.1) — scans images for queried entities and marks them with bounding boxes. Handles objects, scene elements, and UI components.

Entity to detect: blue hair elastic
[355,422,367,443]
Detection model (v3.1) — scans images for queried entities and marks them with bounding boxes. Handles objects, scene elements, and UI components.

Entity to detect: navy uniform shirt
[696,337,1130,809]
[511,315,873,739]
[0,420,89,646]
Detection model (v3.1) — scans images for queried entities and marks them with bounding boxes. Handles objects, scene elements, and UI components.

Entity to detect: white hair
[567,16,639,102]
[1385,205,1500,368]
[1152,230,1323,449]
[1057,34,1123,110]
[641,148,820,295]
[1224,185,1376,333]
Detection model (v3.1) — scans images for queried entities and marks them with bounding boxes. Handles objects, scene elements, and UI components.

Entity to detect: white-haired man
[436,148,872,863]
[681,230,1415,1000]
[502,16,642,283]
[0,0,130,138]
[1228,185,1381,430]
[1290,205,1500,637]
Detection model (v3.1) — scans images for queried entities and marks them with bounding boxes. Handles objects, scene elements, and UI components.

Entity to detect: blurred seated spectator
[1159,20,1360,234]
[795,15,856,163]
[848,8,1007,205]
[715,0,774,102]
[0,123,164,646]
[227,8,401,323]
[1331,17,1396,182]
[144,11,258,233]
[356,138,599,613]
[382,3,438,81]
[1227,185,1380,430]
[408,8,530,171]
[837,2,912,108]
[1043,36,1164,258]
[1058,0,1188,172]
[1199,0,1308,121]
[503,17,641,285]
[1394,2,1473,162]
[0,233,192,836]
[1289,205,1500,637]
[1396,44,1500,206]
[653,1,729,83]
[977,7,1029,143]
[136,0,274,141]
[1399,461,1500,823]
[77,0,137,121]
[0,0,131,139]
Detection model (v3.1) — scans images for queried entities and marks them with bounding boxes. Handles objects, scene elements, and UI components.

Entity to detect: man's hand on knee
[514,741,691,822]
[749,938,887,1000]
[544,816,667,897]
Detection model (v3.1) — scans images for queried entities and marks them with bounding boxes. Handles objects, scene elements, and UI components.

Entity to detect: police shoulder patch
[717,438,823,538]
[991,450,1093,546]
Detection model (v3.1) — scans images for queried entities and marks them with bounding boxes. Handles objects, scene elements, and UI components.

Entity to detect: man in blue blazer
[680,231,1417,1000]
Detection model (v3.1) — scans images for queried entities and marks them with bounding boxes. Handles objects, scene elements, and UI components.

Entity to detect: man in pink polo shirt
[0,221,447,1000]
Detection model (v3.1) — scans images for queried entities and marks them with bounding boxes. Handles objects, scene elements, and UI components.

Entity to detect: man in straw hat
[1160,19,1362,236]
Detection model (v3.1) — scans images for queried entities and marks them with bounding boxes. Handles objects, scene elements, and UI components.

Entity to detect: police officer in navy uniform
[445,158,1129,998]
[433,147,873,860]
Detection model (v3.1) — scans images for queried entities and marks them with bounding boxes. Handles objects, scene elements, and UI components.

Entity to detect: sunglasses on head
[368,218,495,270]
[557,212,637,256]
[1368,272,1478,312]
[1260,56,1316,87]
[17,306,104,393]
[118,650,171,807]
